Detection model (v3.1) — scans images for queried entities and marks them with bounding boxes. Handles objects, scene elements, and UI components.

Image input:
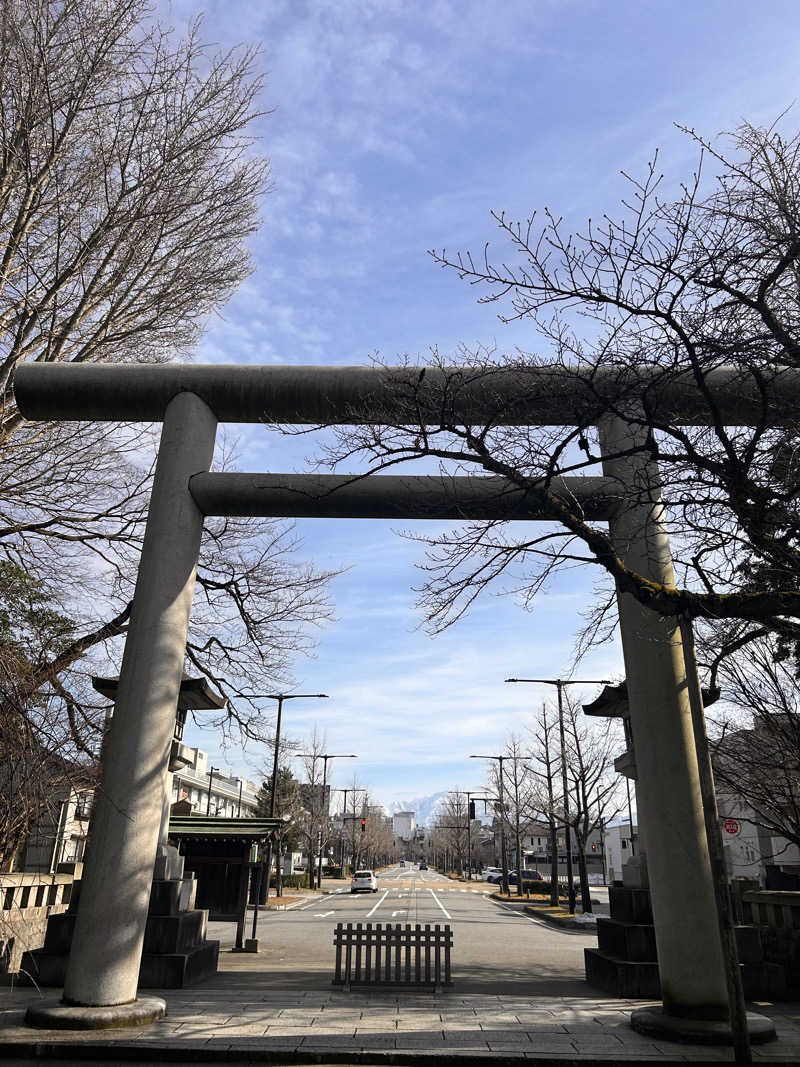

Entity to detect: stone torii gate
[14,361,786,1039]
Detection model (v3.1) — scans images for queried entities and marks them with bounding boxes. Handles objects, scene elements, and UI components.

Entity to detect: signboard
[723,818,740,836]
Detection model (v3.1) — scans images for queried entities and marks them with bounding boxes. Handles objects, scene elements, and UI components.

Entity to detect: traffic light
[468,801,476,820]
[360,818,366,833]
[591,844,597,852]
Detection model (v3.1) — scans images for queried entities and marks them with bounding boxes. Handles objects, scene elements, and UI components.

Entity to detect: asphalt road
[208,864,598,995]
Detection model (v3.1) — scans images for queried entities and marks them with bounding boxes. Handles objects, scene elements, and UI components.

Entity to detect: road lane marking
[391,909,407,917]
[428,888,451,919]
[366,889,390,918]
[296,897,326,910]
[314,911,335,917]
[491,898,548,927]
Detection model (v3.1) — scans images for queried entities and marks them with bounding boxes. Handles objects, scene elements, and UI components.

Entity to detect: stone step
[144,910,208,954]
[608,885,653,924]
[596,917,657,962]
[139,940,220,988]
[584,947,661,998]
[20,938,220,990]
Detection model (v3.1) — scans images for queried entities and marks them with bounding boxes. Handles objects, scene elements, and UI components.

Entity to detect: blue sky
[163,0,800,807]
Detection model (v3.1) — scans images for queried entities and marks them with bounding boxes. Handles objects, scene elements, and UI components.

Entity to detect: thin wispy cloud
[167,0,800,804]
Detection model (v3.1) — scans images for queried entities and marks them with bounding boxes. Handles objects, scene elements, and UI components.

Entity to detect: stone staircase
[20,862,218,989]
[585,884,786,1000]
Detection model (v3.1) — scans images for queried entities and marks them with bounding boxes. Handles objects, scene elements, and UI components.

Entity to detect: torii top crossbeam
[14,361,796,426]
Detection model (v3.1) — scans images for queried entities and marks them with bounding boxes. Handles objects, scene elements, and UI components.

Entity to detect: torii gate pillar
[27,391,217,1028]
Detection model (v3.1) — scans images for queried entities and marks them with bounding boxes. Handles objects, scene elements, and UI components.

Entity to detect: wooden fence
[333,921,452,990]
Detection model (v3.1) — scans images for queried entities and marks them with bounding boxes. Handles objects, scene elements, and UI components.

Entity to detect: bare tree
[432,792,469,875]
[493,739,539,897]
[316,119,800,650]
[0,1,335,770]
[707,634,800,855]
[526,703,561,904]
[562,695,623,911]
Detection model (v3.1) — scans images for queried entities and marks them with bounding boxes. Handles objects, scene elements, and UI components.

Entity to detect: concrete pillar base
[25,996,166,1030]
[631,1005,776,1045]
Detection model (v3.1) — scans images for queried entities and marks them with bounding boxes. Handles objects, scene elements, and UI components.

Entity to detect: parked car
[485,869,544,886]
[511,869,544,883]
[351,869,379,893]
[419,862,428,870]
[482,867,503,882]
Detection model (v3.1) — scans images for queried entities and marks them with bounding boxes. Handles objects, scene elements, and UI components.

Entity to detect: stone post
[29,392,217,1025]
[598,415,729,1022]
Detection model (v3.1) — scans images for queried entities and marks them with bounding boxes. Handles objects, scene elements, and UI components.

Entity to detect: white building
[717,792,800,883]
[602,821,639,884]
[393,811,416,841]
[170,745,260,818]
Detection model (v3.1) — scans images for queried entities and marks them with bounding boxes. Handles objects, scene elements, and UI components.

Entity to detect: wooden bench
[333,921,452,990]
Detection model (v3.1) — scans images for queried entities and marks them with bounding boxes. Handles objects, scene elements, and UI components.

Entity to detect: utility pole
[469,755,512,895]
[247,692,328,949]
[448,789,489,880]
[337,787,366,875]
[506,677,610,914]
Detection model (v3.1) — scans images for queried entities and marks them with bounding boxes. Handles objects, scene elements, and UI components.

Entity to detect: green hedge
[270,874,306,890]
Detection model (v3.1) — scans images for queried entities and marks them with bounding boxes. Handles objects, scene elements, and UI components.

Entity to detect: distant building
[393,811,416,841]
[19,781,95,873]
[170,746,259,817]
[602,822,639,884]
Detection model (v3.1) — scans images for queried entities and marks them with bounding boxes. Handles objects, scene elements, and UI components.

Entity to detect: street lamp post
[469,756,512,896]
[506,677,610,914]
[206,766,220,815]
[337,787,366,874]
[247,692,328,949]
[297,753,357,889]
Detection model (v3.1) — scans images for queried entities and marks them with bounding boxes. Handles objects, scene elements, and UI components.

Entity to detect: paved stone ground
[2,982,800,1064]
[2,886,798,1064]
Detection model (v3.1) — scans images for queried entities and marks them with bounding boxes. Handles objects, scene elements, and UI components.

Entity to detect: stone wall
[0,872,74,978]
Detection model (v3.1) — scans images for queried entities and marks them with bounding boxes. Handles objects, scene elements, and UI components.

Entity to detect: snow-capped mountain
[384,792,449,828]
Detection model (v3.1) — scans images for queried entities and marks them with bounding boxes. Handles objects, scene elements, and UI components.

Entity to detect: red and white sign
[723,818,740,836]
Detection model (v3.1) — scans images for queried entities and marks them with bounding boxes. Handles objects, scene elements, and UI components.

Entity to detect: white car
[351,869,379,893]
[482,867,503,881]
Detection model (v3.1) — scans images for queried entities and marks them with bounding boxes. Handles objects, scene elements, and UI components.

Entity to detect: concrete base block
[584,947,661,998]
[631,1005,777,1045]
[153,844,185,882]
[25,996,166,1030]
[597,916,657,961]
[139,939,219,988]
[622,852,649,889]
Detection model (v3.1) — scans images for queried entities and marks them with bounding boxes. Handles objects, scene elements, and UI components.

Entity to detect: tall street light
[337,787,367,872]
[205,766,220,815]
[298,752,357,888]
[469,755,513,895]
[248,692,328,947]
[506,677,610,914]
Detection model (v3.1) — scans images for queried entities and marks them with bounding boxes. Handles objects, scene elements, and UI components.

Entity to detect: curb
[522,904,597,931]
[0,1041,720,1066]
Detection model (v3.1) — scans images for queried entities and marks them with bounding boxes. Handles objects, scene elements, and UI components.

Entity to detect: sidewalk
[3,963,800,1063]
[3,881,797,1063]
